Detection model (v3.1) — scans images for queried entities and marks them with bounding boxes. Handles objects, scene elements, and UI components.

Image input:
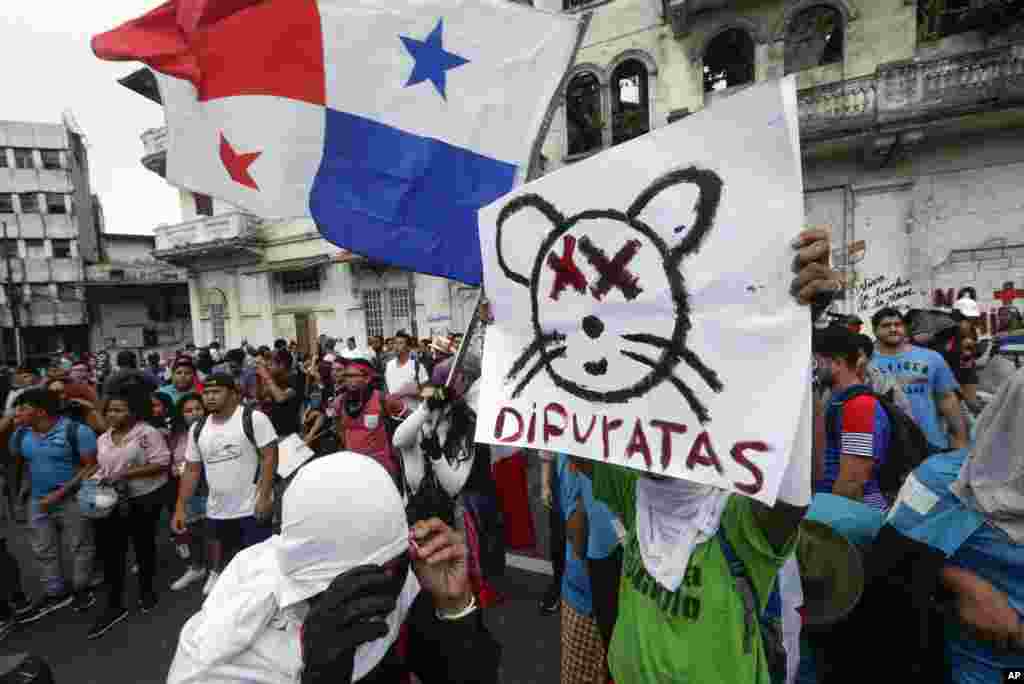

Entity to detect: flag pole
[445,288,485,390]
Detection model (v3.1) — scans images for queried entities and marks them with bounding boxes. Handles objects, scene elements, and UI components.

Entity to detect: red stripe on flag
[93,0,326,107]
[91,1,200,86]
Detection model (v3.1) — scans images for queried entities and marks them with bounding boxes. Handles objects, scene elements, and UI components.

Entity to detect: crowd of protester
[0,328,496,647]
[2,227,1024,684]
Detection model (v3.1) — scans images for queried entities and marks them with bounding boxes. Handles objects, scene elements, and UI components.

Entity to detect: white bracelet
[436,595,477,621]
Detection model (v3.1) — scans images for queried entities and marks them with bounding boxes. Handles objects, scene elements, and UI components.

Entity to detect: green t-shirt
[592,463,796,684]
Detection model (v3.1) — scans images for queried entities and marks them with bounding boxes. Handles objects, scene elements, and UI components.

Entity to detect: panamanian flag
[93,0,581,285]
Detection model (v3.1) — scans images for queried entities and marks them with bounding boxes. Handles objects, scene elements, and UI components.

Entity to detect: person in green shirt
[589,227,838,684]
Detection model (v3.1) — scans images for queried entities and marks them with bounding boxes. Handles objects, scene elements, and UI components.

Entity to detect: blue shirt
[557,454,592,615]
[579,471,621,561]
[818,384,891,511]
[869,347,959,449]
[11,418,98,500]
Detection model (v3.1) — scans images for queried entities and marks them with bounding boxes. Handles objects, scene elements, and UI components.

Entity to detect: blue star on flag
[400,19,469,100]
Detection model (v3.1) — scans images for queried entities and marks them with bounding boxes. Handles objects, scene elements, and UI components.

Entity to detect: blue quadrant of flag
[310,107,518,285]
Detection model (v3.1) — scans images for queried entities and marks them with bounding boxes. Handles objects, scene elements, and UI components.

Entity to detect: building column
[186,274,204,348]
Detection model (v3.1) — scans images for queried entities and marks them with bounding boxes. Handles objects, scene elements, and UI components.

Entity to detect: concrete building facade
[534,0,1024,335]
[0,119,102,365]
[85,232,192,358]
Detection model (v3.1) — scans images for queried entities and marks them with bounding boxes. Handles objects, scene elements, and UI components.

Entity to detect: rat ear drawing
[495,194,566,288]
[626,166,723,266]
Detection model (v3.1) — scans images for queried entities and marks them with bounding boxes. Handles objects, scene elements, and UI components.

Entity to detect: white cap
[954,297,981,318]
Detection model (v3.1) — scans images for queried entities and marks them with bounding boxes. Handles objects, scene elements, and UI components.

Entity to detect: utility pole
[2,222,24,366]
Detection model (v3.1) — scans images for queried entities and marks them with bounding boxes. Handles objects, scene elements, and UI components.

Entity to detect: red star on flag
[219,132,261,190]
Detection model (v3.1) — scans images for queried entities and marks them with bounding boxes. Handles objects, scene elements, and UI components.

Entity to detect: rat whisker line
[621,350,712,424]
[511,347,567,399]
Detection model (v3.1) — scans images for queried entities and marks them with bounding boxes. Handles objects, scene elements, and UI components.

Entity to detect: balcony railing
[153,211,263,255]
[85,261,187,284]
[797,41,1024,141]
[141,127,168,158]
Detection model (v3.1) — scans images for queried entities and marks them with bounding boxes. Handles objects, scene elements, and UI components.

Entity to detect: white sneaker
[171,567,207,591]
[202,570,220,596]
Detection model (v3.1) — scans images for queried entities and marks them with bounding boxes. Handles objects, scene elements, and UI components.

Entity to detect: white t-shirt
[185,406,278,520]
[385,356,428,413]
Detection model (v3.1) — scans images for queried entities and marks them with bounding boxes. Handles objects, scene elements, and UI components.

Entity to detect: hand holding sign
[476,77,817,504]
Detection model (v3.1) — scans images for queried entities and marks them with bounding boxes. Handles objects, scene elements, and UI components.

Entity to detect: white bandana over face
[171,452,417,683]
[635,475,730,593]
[951,368,1024,544]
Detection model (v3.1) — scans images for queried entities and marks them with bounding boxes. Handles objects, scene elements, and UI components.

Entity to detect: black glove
[301,565,397,684]
[426,386,450,411]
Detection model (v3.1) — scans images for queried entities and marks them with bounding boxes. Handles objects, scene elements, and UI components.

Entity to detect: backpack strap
[191,415,210,462]
[13,428,27,460]
[64,420,80,463]
[242,405,257,450]
[717,526,761,656]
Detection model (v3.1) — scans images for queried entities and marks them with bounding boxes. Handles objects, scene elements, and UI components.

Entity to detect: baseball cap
[203,373,238,390]
[953,297,981,319]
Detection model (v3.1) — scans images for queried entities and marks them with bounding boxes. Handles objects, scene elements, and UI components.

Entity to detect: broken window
[784,5,844,74]
[13,149,34,170]
[18,193,38,213]
[703,29,756,93]
[566,72,604,157]
[611,60,650,146]
[194,192,214,217]
[918,0,1024,41]
[40,150,62,170]
[46,193,67,214]
[52,239,72,259]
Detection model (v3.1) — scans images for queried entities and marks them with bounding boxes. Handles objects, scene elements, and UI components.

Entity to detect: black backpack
[831,387,934,500]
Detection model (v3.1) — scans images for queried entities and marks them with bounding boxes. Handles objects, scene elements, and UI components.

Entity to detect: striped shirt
[816,385,891,511]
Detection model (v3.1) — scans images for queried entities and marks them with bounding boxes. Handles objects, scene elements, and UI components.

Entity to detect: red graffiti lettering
[601,416,624,461]
[624,418,652,468]
[494,407,524,442]
[731,441,769,495]
[526,404,538,443]
[932,288,955,308]
[686,431,724,474]
[649,419,688,471]
[573,413,597,444]
[543,403,568,444]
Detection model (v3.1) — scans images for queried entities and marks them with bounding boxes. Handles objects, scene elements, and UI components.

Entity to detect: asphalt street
[0,513,560,684]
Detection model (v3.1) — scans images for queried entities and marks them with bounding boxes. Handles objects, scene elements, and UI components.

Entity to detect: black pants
[94,485,166,609]
[548,466,565,591]
[587,547,624,651]
[0,537,26,620]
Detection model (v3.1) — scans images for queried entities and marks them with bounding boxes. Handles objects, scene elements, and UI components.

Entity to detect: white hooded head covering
[168,453,418,684]
[951,368,1024,544]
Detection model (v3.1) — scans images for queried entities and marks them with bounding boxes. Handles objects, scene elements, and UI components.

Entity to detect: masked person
[393,357,504,605]
[166,453,500,684]
[333,355,403,477]
[588,228,835,684]
[872,368,1024,682]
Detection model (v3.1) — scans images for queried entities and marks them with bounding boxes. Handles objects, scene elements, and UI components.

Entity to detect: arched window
[565,72,603,157]
[703,28,755,93]
[611,60,650,146]
[784,5,843,74]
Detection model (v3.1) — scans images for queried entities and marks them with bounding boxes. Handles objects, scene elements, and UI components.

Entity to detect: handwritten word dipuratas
[492,402,770,495]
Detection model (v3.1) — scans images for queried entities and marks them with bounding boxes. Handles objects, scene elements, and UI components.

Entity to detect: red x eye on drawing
[547,235,643,302]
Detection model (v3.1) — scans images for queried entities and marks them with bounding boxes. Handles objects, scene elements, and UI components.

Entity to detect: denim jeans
[29,496,96,597]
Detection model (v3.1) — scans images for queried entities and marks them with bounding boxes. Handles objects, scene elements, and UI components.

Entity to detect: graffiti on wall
[853,274,916,313]
[931,281,1024,335]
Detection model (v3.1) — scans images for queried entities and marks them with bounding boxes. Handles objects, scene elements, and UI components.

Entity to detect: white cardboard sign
[474,77,812,504]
